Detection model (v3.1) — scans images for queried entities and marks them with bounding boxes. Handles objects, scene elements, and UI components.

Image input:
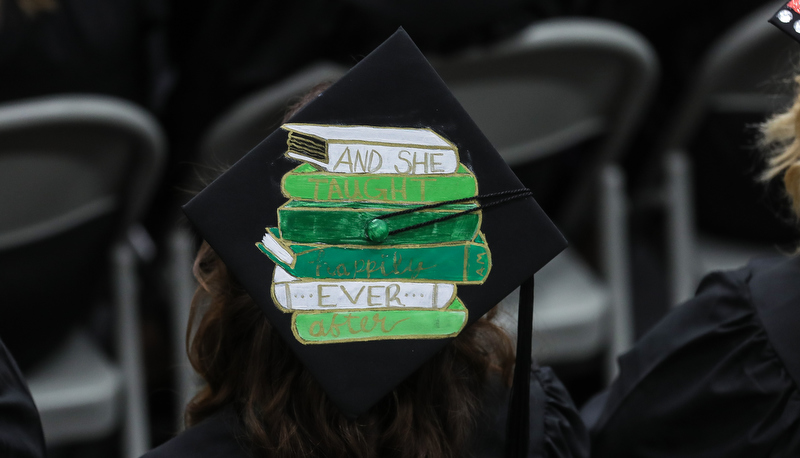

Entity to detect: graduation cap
[770,1,800,41]
[183,29,566,456]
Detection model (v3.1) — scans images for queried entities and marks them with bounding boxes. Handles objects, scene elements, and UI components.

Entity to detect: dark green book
[280,163,478,203]
[278,200,481,245]
[256,228,491,284]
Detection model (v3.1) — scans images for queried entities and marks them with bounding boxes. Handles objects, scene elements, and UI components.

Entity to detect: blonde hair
[760,75,800,220]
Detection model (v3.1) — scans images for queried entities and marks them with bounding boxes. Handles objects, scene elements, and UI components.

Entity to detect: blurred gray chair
[432,18,658,379]
[661,1,795,305]
[0,95,166,457]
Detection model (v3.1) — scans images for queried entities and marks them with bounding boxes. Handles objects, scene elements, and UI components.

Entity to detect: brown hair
[283,81,334,121]
[760,75,800,219]
[0,0,58,18]
[185,242,515,458]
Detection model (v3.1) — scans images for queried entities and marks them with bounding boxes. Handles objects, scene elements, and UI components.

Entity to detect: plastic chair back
[0,95,165,455]
[431,19,658,233]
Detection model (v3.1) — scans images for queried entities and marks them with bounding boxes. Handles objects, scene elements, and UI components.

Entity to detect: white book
[271,266,456,311]
[282,123,459,175]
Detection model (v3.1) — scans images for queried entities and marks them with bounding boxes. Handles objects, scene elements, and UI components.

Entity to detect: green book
[278,200,481,245]
[280,163,478,203]
[256,228,491,284]
[291,297,468,344]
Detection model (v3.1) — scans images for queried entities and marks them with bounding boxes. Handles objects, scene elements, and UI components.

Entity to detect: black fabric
[748,257,800,394]
[142,366,589,458]
[535,367,590,458]
[586,256,800,457]
[142,405,249,458]
[0,338,45,458]
[475,367,589,458]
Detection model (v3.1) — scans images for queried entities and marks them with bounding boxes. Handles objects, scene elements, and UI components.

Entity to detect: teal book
[256,228,491,284]
[280,163,478,203]
[277,200,481,245]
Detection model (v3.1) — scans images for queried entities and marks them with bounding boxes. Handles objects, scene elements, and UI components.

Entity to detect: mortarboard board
[770,1,800,41]
[183,28,566,451]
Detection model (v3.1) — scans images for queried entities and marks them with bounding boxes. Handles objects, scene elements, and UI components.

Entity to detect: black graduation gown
[143,366,588,458]
[586,256,800,457]
[0,338,46,458]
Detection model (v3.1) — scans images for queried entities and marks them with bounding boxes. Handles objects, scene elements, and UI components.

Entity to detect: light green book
[277,200,480,245]
[280,163,478,203]
[291,297,468,343]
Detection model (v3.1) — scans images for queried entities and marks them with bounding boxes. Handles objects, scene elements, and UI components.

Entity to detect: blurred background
[1,0,798,456]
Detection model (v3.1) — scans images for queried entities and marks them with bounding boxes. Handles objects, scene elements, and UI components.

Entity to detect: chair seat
[495,250,610,364]
[25,330,122,446]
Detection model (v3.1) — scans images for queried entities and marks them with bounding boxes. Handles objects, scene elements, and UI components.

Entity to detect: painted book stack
[256,124,492,344]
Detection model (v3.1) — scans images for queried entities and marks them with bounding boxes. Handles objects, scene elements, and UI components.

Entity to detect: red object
[789,0,800,14]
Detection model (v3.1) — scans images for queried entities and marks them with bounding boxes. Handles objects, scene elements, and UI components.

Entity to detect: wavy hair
[184,241,515,458]
[760,75,800,220]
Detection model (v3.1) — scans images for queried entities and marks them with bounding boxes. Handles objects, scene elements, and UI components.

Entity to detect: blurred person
[581,2,796,340]
[142,30,589,458]
[583,10,800,454]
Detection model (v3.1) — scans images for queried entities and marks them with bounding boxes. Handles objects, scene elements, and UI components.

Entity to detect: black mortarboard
[183,29,566,439]
[770,1,800,41]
